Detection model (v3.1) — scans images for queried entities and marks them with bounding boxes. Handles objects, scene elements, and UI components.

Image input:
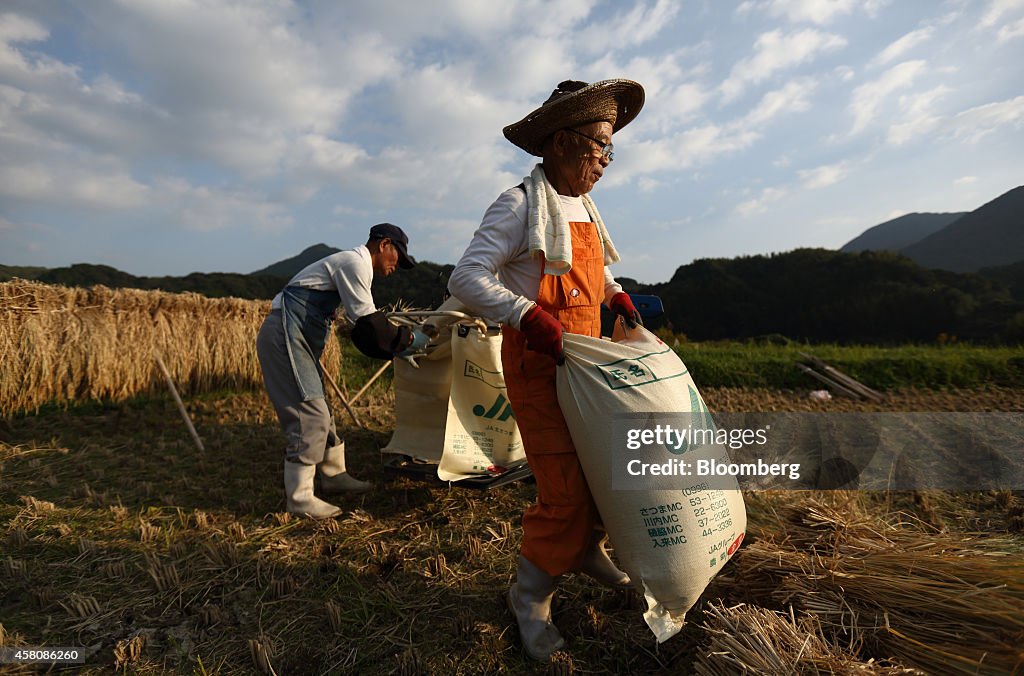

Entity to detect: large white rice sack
[437,328,525,481]
[382,296,525,481]
[381,337,452,463]
[557,325,747,642]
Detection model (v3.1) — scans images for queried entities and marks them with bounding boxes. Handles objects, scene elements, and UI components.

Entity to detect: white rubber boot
[318,442,371,494]
[284,461,342,519]
[580,532,631,589]
[507,555,565,661]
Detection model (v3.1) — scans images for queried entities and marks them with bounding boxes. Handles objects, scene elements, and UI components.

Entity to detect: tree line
[4,250,1022,344]
[623,249,1024,344]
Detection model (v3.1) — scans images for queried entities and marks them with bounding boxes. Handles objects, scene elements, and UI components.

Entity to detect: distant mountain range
[248,243,453,310]
[840,212,966,253]
[0,263,286,300]
[0,249,453,309]
[250,243,339,278]
[840,185,1023,273]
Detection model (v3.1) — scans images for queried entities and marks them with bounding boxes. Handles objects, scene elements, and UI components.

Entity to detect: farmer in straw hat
[257,224,426,519]
[449,79,645,660]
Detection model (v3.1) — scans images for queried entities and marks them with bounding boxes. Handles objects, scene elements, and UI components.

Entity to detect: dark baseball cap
[368,223,416,269]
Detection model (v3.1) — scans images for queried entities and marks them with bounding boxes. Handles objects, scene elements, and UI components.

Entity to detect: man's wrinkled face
[373,239,400,277]
[560,120,613,197]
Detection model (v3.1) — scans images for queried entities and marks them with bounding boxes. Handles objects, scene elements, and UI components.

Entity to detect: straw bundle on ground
[0,280,340,415]
[717,496,1024,675]
[695,602,920,675]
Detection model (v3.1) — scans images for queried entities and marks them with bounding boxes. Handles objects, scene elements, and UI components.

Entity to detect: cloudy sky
[1,0,1022,283]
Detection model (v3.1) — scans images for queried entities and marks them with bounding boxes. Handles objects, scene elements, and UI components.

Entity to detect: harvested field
[3,283,1023,672]
[2,386,1023,674]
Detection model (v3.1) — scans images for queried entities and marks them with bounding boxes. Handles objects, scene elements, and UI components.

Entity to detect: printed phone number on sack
[638,499,732,548]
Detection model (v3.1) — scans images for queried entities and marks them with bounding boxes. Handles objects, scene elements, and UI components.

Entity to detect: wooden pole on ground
[797,363,862,399]
[320,362,363,429]
[154,352,205,451]
[799,352,885,402]
[350,361,392,407]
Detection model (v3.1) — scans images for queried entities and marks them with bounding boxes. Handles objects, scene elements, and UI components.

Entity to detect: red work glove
[520,305,564,364]
[609,292,642,328]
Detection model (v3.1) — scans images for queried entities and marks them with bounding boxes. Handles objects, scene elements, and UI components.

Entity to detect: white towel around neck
[523,163,621,275]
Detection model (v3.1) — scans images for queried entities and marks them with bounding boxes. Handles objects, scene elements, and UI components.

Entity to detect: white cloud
[387,62,518,149]
[735,1,758,17]
[332,205,371,220]
[585,49,711,137]
[607,125,760,187]
[886,85,950,145]
[814,215,860,227]
[605,78,821,189]
[979,0,1024,28]
[954,175,977,186]
[152,177,292,233]
[580,0,680,52]
[737,78,817,127]
[1,7,348,177]
[0,214,46,257]
[0,13,133,128]
[653,82,711,125]
[0,4,528,219]
[997,16,1024,41]
[721,29,846,101]
[834,65,855,81]
[330,144,520,210]
[321,0,597,43]
[950,95,1024,143]
[735,186,788,216]
[415,217,483,264]
[0,162,149,210]
[871,27,934,67]
[799,161,848,189]
[616,0,680,45]
[288,134,368,175]
[849,60,927,134]
[735,0,886,24]
[0,12,48,44]
[86,3,352,133]
[637,177,662,193]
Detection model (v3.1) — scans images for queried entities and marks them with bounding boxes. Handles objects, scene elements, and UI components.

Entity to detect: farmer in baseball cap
[257,223,422,518]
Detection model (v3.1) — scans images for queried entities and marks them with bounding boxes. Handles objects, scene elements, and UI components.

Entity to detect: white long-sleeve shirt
[270,245,377,323]
[449,187,623,329]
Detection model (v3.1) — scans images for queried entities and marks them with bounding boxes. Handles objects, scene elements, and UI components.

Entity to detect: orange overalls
[502,220,604,577]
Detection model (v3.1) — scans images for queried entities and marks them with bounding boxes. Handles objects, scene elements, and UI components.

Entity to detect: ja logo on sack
[473,393,516,421]
[668,385,718,455]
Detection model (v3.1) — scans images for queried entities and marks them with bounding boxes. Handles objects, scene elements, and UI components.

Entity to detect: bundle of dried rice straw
[709,495,1024,674]
[1,280,342,414]
[695,602,920,675]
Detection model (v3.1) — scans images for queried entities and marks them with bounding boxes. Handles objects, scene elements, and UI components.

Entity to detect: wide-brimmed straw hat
[503,79,645,156]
